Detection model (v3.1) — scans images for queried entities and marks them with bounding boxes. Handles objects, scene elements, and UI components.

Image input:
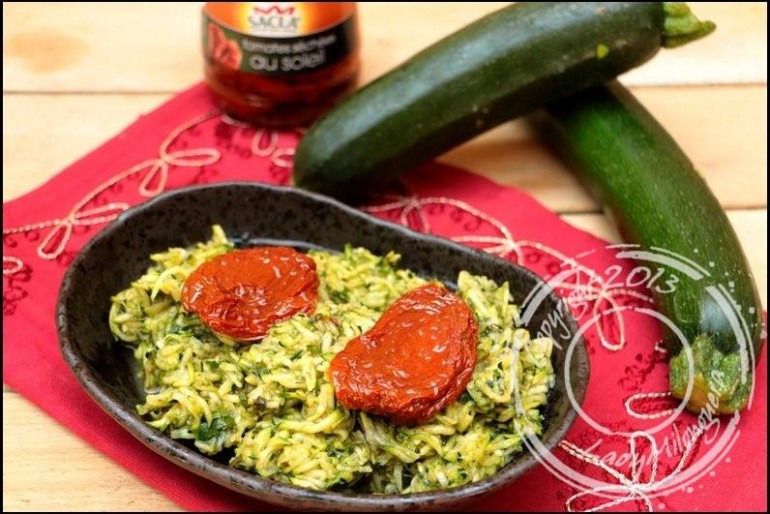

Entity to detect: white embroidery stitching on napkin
[560,425,707,512]
[364,193,654,352]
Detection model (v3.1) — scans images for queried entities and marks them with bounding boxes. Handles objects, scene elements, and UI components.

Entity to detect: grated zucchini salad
[109,226,555,493]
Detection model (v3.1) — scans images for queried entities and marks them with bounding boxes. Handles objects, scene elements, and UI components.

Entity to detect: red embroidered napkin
[3,84,766,512]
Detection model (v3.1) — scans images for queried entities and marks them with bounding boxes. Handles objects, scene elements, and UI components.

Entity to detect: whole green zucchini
[536,82,763,414]
[293,2,714,198]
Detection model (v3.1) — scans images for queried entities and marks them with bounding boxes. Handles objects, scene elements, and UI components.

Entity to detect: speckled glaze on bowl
[57,182,588,512]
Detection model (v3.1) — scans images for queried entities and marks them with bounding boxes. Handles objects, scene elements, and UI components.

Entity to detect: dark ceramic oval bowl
[58,182,588,512]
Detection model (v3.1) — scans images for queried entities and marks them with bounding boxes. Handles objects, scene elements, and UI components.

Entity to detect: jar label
[204,3,358,75]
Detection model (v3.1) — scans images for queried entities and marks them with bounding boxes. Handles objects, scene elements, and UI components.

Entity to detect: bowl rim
[57,182,589,510]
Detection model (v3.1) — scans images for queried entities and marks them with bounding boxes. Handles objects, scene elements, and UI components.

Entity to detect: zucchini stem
[663,3,717,48]
[669,334,751,414]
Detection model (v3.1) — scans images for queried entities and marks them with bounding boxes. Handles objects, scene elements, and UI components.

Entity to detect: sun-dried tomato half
[207,23,242,70]
[181,247,318,341]
[207,23,225,54]
[330,284,478,426]
[216,40,242,70]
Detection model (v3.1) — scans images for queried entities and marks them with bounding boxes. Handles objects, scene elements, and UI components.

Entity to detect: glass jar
[203,2,360,126]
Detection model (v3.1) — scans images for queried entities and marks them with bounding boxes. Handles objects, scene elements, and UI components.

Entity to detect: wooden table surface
[3,2,767,511]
